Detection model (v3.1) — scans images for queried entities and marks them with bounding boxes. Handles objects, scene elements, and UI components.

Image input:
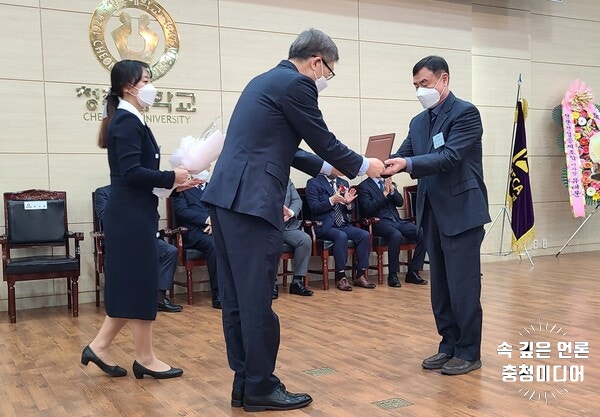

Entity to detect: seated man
[305,173,374,291]
[357,177,427,287]
[282,179,313,296]
[172,172,220,309]
[95,185,183,312]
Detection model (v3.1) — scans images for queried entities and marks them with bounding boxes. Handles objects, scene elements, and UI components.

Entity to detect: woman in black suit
[81,60,190,379]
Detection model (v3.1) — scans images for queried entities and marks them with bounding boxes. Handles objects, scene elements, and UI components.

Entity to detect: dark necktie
[378,179,384,191]
[429,109,437,133]
[330,180,346,227]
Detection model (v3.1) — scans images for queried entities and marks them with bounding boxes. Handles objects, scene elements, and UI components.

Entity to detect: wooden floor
[0,252,597,417]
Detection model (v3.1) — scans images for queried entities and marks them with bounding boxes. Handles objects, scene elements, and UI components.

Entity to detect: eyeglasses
[313,55,335,80]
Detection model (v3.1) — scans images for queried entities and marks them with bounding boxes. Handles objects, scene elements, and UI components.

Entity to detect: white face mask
[314,61,328,93]
[416,74,445,109]
[132,83,157,107]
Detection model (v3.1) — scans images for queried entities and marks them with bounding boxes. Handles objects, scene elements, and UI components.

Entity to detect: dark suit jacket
[392,92,490,236]
[356,178,404,222]
[284,180,303,231]
[94,185,111,228]
[305,175,352,235]
[201,60,364,229]
[172,185,211,248]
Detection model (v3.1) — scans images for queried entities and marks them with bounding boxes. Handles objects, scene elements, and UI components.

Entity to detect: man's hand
[343,187,357,204]
[283,205,293,222]
[329,189,345,205]
[383,177,393,196]
[383,157,407,176]
[203,216,212,235]
[366,158,385,178]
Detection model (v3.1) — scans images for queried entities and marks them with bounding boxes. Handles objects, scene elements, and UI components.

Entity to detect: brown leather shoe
[353,275,376,288]
[336,277,353,291]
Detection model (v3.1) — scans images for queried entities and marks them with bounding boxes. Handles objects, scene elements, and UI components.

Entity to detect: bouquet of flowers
[554,80,600,217]
[153,118,225,198]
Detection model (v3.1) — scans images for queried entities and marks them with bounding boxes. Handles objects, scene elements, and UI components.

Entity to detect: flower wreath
[552,80,600,216]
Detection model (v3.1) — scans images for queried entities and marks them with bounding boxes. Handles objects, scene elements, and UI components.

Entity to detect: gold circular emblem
[89,0,179,81]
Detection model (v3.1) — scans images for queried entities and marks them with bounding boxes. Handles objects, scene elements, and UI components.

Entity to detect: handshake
[364,157,407,178]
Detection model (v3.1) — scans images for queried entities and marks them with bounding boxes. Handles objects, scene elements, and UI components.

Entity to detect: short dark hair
[412,55,449,77]
[288,28,339,64]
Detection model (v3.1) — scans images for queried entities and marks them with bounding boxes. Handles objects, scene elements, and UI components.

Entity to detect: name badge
[433,132,445,149]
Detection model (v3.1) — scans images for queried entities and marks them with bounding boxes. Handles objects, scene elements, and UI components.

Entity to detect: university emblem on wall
[89,0,179,81]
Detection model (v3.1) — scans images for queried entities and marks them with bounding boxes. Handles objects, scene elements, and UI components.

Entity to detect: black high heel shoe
[81,345,127,377]
[132,360,183,379]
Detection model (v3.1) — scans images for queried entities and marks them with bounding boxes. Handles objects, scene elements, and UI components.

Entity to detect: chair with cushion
[165,196,208,305]
[357,185,418,285]
[278,244,295,288]
[297,187,358,290]
[0,189,84,323]
[91,188,184,306]
[403,184,429,270]
[402,184,419,265]
[90,190,105,307]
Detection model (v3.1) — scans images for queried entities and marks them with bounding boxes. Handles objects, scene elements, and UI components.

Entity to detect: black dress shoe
[243,384,312,412]
[81,345,127,377]
[387,274,401,287]
[231,389,244,407]
[289,281,314,296]
[405,270,428,285]
[422,352,453,369]
[441,357,482,375]
[272,284,279,299]
[132,360,183,379]
[212,298,222,309]
[231,380,246,407]
[158,298,183,312]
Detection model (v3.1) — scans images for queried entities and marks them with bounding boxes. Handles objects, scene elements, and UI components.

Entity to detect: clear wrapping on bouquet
[153,119,225,198]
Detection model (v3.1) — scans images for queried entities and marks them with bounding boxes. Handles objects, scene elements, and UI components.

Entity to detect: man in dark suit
[94,185,183,313]
[306,174,375,291]
[172,175,220,309]
[201,29,384,411]
[282,179,313,296]
[357,176,427,287]
[383,56,490,375]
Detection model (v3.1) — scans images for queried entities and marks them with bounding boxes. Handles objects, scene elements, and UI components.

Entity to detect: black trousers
[209,206,282,396]
[317,224,370,271]
[422,197,484,361]
[373,219,426,273]
[189,233,219,300]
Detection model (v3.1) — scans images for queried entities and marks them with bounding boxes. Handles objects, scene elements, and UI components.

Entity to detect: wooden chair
[297,187,358,290]
[91,189,184,306]
[403,184,429,270]
[0,190,83,323]
[278,244,295,287]
[278,224,316,289]
[358,185,418,285]
[402,184,418,263]
[90,190,105,307]
[165,196,209,305]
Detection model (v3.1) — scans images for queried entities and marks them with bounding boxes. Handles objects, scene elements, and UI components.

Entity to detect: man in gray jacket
[282,179,313,296]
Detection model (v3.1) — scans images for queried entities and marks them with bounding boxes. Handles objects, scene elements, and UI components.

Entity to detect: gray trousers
[282,228,311,277]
